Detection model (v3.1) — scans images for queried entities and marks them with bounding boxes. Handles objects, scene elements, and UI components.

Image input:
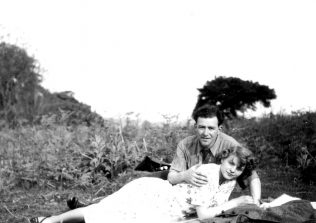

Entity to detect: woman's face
[220,154,244,180]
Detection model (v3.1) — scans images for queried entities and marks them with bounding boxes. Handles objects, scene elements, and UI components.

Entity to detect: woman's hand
[184,164,208,187]
[260,202,271,210]
[197,195,255,220]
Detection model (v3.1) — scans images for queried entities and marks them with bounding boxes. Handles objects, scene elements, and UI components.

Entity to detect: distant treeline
[0,41,103,128]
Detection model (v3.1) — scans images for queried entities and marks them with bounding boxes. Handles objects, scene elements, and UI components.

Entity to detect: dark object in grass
[30,216,50,223]
[67,197,87,210]
[135,156,170,172]
[135,156,171,180]
[301,165,316,184]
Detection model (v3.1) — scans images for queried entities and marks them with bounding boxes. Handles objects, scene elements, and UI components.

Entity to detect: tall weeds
[0,116,192,193]
[1,110,315,194]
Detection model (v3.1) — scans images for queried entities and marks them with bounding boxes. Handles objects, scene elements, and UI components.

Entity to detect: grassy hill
[1,111,316,222]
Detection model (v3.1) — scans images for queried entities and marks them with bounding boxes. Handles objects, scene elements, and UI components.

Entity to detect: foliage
[33,87,105,127]
[1,111,316,222]
[227,111,316,183]
[0,42,102,128]
[2,110,316,193]
[194,76,276,118]
[0,115,192,194]
[0,42,42,126]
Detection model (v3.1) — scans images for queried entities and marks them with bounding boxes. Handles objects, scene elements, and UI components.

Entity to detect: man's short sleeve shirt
[170,132,240,172]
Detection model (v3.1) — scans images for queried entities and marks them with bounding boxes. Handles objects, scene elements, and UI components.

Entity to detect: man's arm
[167,141,207,186]
[248,170,261,205]
[167,169,188,185]
[168,165,207,186]
[167,141,187,184]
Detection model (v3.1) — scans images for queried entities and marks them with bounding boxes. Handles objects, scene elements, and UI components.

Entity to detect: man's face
[195,116,220,148]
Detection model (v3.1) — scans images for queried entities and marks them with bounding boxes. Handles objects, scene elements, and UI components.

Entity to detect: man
[167,104,261,205]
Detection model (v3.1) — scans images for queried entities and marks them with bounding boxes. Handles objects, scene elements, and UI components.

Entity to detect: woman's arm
[196,196,254,220]
[249,171,261,205]
[260,194,300,209]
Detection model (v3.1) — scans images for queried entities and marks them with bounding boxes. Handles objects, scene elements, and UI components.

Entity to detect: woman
[30,145,257,223]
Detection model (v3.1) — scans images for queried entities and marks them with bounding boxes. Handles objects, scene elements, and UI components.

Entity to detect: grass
[1,164,316,223]
[0,170,148,223]
[232,164,316,201]
[1,113,316,223]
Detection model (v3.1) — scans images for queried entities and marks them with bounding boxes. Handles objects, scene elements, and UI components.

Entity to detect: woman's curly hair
[216,145,258,189]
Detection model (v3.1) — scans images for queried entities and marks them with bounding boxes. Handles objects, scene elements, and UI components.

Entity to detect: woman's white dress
[83,163,236,223]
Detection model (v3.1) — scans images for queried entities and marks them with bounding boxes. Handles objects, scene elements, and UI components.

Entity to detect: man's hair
[217,145,258,189]
[192,104,224,126]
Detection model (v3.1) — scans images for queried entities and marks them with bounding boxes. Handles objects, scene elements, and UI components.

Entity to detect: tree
[0,42,42,125]
[193,76,276,118]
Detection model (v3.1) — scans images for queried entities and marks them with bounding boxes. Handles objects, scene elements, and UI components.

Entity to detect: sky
[1,0,316,122]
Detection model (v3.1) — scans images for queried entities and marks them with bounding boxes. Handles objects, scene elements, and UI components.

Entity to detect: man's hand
[183,164,208,187]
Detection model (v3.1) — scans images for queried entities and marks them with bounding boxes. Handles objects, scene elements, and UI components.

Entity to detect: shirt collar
[196,132,220,156]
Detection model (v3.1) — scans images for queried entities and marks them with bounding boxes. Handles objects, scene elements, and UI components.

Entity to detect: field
[1,112,316,223]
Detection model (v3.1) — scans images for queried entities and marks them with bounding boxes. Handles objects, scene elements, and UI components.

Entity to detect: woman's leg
[39,207,85,223]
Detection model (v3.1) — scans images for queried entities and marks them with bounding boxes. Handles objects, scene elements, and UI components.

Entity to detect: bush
[0,117,192,192]
[3,110,316,193]
[227,111,316,181]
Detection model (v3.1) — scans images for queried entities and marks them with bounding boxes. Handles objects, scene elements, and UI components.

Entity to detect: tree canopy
[193,76,277,118]
[0,41,105,127]
[0,42,42,125]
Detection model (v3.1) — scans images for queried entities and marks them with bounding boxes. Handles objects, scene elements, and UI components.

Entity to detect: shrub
[227,111,316,181]
[0,116,192,192]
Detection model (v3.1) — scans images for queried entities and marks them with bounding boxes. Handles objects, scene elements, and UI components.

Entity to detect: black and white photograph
[1,1,316,222]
